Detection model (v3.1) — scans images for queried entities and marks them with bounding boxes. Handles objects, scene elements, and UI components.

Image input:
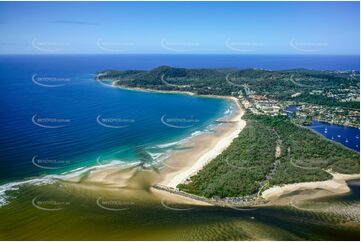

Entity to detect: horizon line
[0,53,359,57]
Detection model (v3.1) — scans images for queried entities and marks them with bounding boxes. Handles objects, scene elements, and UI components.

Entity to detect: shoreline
[2,82,358,209]
[112,83,196,97]
[111,83,248,189]
[71,86,247,205]
[261,172,360,205]
[151,171,360,208]
[158,96,245,188]
[312,119,360,130]
[111,82,239,101]
[128,84,358,206]
[0,87,242,207]
[50,84,360,207]
[304,124,360,154]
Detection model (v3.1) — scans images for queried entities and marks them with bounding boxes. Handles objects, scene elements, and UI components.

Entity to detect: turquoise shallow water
[0,55,359,204]
[0,55,359,240]
[0,55,230,205]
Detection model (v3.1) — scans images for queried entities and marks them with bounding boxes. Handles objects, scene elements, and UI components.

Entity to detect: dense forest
[98,66,360,109]
[177,113,359,198]
[98,66,360,199]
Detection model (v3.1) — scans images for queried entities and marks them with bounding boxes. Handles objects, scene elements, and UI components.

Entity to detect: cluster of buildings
[239,94,284,115]
[294,105,360,128]
[237,89,359,128]
[309,86,359,103]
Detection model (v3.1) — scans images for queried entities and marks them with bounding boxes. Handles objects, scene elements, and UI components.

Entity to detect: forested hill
[98,66,359,109]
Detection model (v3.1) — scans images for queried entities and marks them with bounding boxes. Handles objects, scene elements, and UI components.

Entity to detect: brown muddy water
[0,179,359,240]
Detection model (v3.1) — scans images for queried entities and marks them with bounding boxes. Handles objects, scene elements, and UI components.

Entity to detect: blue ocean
[0,54,359,202]
[0,55,235,186]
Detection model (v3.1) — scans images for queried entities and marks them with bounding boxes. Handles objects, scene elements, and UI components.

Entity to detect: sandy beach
[262,172,360,205]
[65,84,359,208]
[73,89,359,207]
[159,96,246,188]
[72,94,245,205]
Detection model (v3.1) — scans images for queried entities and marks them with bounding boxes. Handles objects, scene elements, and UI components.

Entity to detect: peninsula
[97,66,360,205]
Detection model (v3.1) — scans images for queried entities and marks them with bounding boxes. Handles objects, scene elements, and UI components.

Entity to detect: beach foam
[0,176,58,207]
[161,97,246,188]
[0,160,139,207]
[154,141,180,149]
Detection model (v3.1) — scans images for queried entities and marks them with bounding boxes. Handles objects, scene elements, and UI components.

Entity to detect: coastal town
[1,1,360,241]
[237,86,360,128]
[100,66,360,129]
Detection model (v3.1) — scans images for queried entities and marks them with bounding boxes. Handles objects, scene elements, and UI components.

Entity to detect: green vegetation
[177,116,277,197]
[98,66,360,198]
[98,66,360,109]
[178,113,359,198]
[263,114,359,184]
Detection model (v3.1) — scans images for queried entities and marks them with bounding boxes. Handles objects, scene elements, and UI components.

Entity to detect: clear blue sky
[0,1,359,55]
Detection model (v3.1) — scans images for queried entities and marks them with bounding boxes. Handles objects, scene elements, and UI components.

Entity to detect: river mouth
[0,178,359,241]
[0,55,360,241]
